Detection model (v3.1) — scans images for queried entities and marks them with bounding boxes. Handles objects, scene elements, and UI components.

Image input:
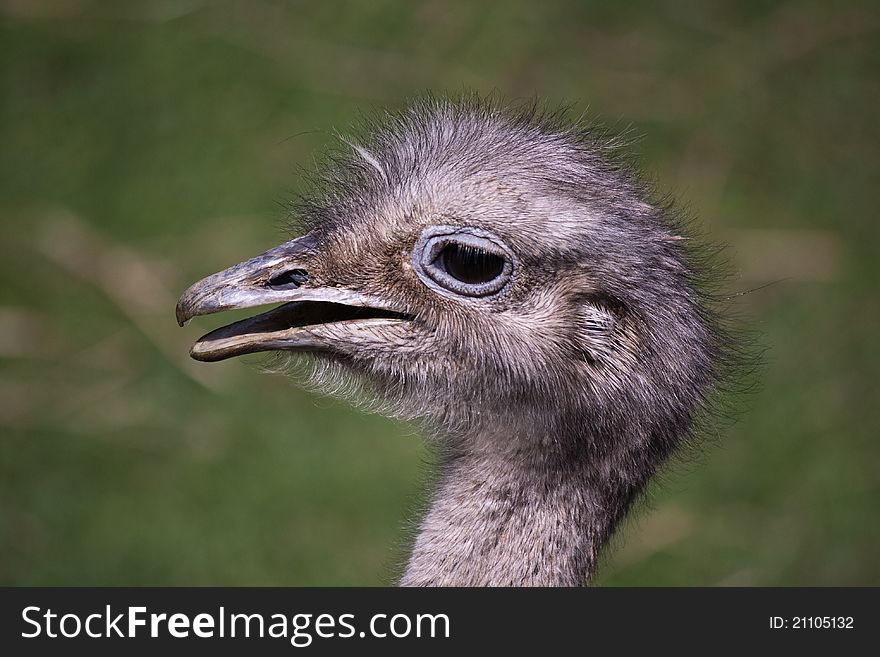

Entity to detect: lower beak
[175,235,410,362]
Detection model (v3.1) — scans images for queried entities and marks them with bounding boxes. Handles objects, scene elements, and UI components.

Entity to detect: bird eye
[436,243,505,285]
[413,226,515,298]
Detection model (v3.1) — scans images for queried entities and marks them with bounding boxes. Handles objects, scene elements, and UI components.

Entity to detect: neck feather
[400,425,649,586]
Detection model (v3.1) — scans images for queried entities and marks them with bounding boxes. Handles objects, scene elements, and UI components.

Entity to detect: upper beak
[175,233,409,362]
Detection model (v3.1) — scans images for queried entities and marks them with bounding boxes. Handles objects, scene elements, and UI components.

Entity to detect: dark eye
[437,243,505,285]
[412,226,515,298]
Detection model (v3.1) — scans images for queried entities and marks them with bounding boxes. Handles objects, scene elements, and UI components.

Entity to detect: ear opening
[576,293,635,367]
[581,300,617,336]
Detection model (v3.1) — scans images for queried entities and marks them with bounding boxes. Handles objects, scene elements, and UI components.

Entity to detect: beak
[176,233,410,362]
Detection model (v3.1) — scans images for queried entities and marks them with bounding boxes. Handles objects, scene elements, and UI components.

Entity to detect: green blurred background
[1,0,877,586]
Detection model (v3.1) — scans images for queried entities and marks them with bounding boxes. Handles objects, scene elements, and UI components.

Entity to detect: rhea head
[176,97,719,462]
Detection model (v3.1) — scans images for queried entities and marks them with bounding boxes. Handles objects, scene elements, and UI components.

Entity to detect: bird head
[177,98,720,444]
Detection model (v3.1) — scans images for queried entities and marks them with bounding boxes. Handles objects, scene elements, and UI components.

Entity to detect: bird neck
[400,425,645,586]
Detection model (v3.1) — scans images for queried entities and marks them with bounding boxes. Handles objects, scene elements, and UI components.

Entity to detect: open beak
[175,234,410,362]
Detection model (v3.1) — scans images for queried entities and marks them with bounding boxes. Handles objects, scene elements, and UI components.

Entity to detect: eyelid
[411,225,516,299]
[423,232,507,264]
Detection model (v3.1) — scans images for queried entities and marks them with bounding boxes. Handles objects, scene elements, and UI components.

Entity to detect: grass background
[1,0,877,585]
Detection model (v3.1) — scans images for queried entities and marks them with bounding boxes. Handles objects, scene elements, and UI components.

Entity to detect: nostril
[267,269,308,290]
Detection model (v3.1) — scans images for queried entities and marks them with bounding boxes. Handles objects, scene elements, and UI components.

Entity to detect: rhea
[176,97,727,586]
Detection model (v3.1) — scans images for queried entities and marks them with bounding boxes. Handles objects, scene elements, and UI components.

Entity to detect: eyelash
[434,243,505,285]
